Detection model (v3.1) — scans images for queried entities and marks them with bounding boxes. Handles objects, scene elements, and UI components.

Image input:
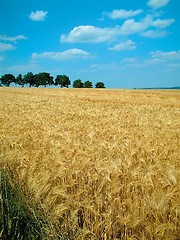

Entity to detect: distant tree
[84,80,93,88]
[73,79,84,88]
[46,73,54,86]
[95,82,105,88]
[24,72,34,87]
[0,74,15,87]
[34,72,54,87]
[15,74,22,86]
[55,75,71,88]
[16,74,26,87]
[33,74,42,88]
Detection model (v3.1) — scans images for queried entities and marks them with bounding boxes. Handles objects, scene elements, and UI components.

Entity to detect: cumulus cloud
[120,15,174,35]
[147,0,170,9]
[60,14,175,43]
[32,49,92,61]
[143,50,180,66]
[0,34,27,42]
[152,18,175,28]
[105,9,143,19]
[121,58,138,64]
[109,40,136,51]
[120,19,144,35]
[60,25,120,43]
[120,15,153,35]
[0,42,15,51]
[60,21,147,43]
[142,29,168,38]
[150,50,180,59]
[29,10,48,21]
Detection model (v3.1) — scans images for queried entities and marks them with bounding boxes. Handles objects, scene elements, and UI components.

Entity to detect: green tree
[24,72,34,87]
[33,74,42,88]
[55,75,71,88]
[0,74,15,87]
[16,74,26,87]
[84,80,93,88]
[34,72,54,87]
[73,79,84,88]
[95,82,105,88]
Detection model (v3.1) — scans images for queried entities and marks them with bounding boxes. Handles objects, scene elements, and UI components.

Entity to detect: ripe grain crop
[0,87,179,239]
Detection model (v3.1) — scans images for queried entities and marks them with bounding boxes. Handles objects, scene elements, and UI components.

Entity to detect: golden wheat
[0,87,179,239]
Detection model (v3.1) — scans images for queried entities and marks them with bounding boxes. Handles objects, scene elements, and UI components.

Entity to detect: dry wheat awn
[0,87,179,239]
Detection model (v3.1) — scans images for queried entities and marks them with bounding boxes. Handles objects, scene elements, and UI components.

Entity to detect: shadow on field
[0,168,67,240]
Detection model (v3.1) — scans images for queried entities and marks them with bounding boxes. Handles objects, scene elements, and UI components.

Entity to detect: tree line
[0,72,105,88]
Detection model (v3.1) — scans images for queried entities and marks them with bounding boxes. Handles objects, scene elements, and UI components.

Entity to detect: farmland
[0,87,179,239]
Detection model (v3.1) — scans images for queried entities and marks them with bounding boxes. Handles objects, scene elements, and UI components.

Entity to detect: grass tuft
[0,168,46,239]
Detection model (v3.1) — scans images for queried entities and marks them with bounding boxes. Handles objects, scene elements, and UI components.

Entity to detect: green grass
[0,168,69,239]
[0,168,47,240]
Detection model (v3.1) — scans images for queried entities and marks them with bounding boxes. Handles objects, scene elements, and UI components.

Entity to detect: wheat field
[0,87,179,239]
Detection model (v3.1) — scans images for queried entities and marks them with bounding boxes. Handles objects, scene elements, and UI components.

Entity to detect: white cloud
[142,29,168,38]
[120,15,174,36]
[106,9,143,19]
[0,35,27,42]
[29,10,48,21]
[109,40,136,51]
[143,58,164,65]
[143,50,180,66]
[121,58,138,64]
[60,25,120,43]
[60,19,152,43]
[60,14,175,43]
[152,18,174,28]
[120,15,153,35]
[0,42,15,51]
[32,49,92,61]
[147,0,170,9]
[150,50,180,60]
[120,19,143,35]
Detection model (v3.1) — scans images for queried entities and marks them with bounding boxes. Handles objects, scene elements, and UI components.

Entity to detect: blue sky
[0,0,179,88]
